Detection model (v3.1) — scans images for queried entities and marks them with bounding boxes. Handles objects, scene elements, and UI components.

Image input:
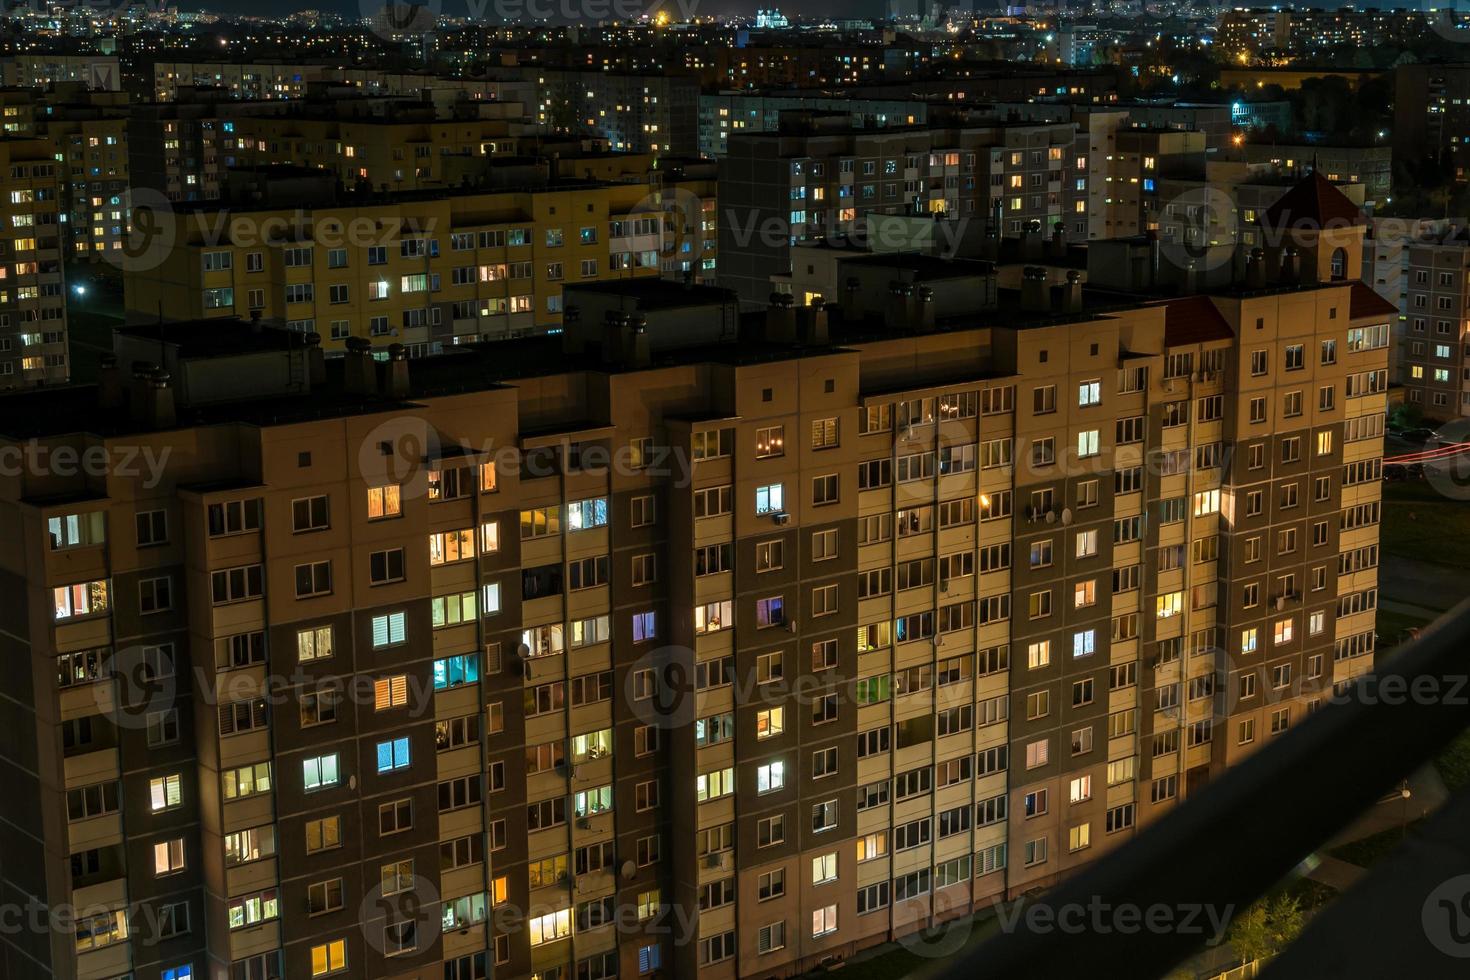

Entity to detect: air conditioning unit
[772,511,790,526]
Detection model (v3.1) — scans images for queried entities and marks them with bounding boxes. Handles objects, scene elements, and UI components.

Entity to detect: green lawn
[1328,820,1423,868]
[1435,728,1470,793]
[1381,480,1470,572]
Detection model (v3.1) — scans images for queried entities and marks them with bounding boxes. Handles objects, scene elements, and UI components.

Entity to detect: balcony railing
[941,597,1470,979]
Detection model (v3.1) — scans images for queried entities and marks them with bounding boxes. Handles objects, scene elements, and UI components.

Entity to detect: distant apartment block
[698,94,928,159]
[0,176,1388,979]
[717,116,1080,306]
[0,136,68,386]
[122,175,717,353]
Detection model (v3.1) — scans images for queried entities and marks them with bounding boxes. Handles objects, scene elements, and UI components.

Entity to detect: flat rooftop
[565,279,738,310]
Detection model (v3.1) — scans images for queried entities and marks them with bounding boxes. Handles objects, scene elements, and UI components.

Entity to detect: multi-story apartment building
[1360,216,1458,392]
[1240,142,1392,212]
[1394,63,1470,181]
[121,172,718,353]
[1216,9,1291,61]
[678,42,929,91]
[531,69,700,156]
[0,135,68,386]
[1218,8,1427,61]
[126,97,232,204]
[149,62,337,102]
[718,115,1080,307]
[35,86,131,262]
[1093,128,1207,241]
[1,85,134,260]
[222,104,532,193]
[1391,226,1470,417]
[697,94,928,159]
[0,172,1388,980]
[1,52,122,91]
[1156,166,1368,263]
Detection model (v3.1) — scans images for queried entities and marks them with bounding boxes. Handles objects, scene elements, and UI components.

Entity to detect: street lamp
[1400,780,1412,840]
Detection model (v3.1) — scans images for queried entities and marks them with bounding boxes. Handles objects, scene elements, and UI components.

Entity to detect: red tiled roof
[1161,295,1233,346]
[1349,281,1398,320]
[1260,171,1365,230]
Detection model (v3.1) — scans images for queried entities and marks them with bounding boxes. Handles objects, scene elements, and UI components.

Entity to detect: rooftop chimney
[384,343,410,399]
[305,331,326,387]
[1047,221,1067,259]
[625,313,650,369]
[1245,248,1266,289]
[1279,246,1301,284]
[1060,270,1084,313]
[343,336,378,395]
[600,311,649,368]
[915,285,936,334]
[98,354,125,412]
[146,369,176,429]
[1021,266,1050,313]
[765,292,797,344]
[1021,221,1044,261]
[799,302,830,346]
[886,279,916,330]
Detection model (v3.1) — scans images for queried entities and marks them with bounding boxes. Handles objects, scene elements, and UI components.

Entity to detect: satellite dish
[1045,510,1057,524]
[621,861,637,880]
[1061,508,1073,525]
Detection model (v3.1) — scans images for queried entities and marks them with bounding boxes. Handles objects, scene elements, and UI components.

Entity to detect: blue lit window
[376,737,410,773]
[433,654,480,689]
